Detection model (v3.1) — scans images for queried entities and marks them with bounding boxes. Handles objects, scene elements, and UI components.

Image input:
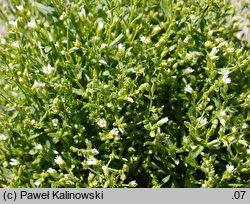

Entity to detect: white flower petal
[35,144,42,150]
[0,133,8,140]
[226,164,234,172]
[27,20,36,28]
[34,180,41,187]
[97,118,107,128]
[42,64,54,75]
[184,84,193,93]
[10,159,19,166]
[47,168,55,173]
[86,156,97,165]
[55,156,64,165]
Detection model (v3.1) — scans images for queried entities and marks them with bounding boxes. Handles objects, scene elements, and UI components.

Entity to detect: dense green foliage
[0,0,249,187]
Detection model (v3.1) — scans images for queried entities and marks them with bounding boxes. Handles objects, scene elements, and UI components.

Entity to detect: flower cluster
[0,0,249,188]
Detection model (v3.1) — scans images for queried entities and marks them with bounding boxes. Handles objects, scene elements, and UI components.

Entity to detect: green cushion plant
[0,0,249,187]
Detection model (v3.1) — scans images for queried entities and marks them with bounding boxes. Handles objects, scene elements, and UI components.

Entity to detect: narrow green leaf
[103,70,110,76]
[98,59,108,66]
[131,14,142,24]
[207,139,220,149]
[184,121,193,130]
[185,157,198,167]
[161,175,171,184]
[29,133,43,140]
[109,33,124,47]
[45,46,52,53]
[69,47,79,53]
[32,157,41,164]
[160,0,172,18]
[200,17,206,31]
[176,94,189,101]
[35,2,56,16]
[188,146,204,159]
[72,88,84,96]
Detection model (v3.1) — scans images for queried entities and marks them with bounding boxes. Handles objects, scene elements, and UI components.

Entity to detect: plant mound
[0,0,249,187]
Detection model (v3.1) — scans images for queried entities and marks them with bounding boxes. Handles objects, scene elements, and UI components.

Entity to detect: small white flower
[126,96,134,103]
[27,20,36,28]
[232,126,236,132]
[219,68,231,84]
[227,47,235,53]
[97,118,107,128]
[219,68,230,76]
[201,183,207,188]
[42,64,54,75]
[247,146,250,154]
[101,43,107,49]
[86,156,97,165]
[208,47,219,60]
[118,43,125,52]
[140,35,150,44]
[153,25,161,32]
[12,41,19,48]
[31,120,36,125]
[59,12,67,21]
[198,117,208,126]
[156,117,169,127]
[78,7,86,18]
[102,165,109,175]
[16,5,24,11]
[210,47,219,55]
[161,117,169,124]
[52,119,59,127]
[9,20,18,27]
[102,165,108,171]
[3,161,8,168]
[204,167,210,173]
[242,123,248,129]
[220,110,227,117]
[9,159,19,166]
[47,168,55,174]
[34,180,41,187]
[55,156,64,165]
[53,150,59,154]
[103,84,109,89]
[0,133,8,140]
[44,21,50,28]
[208,29,213,36]
[55,42,59,47]
[128,180,137,187]
[33,80,45,88]
[222,75,231,84]
[35,144,42,150]
[1,37,6,44]
[185,67,194,74]
[97,20,104,30]
[92,148,99,155]
[226,164,234,172]
[184,84,193,93]
[110,128,119,136]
